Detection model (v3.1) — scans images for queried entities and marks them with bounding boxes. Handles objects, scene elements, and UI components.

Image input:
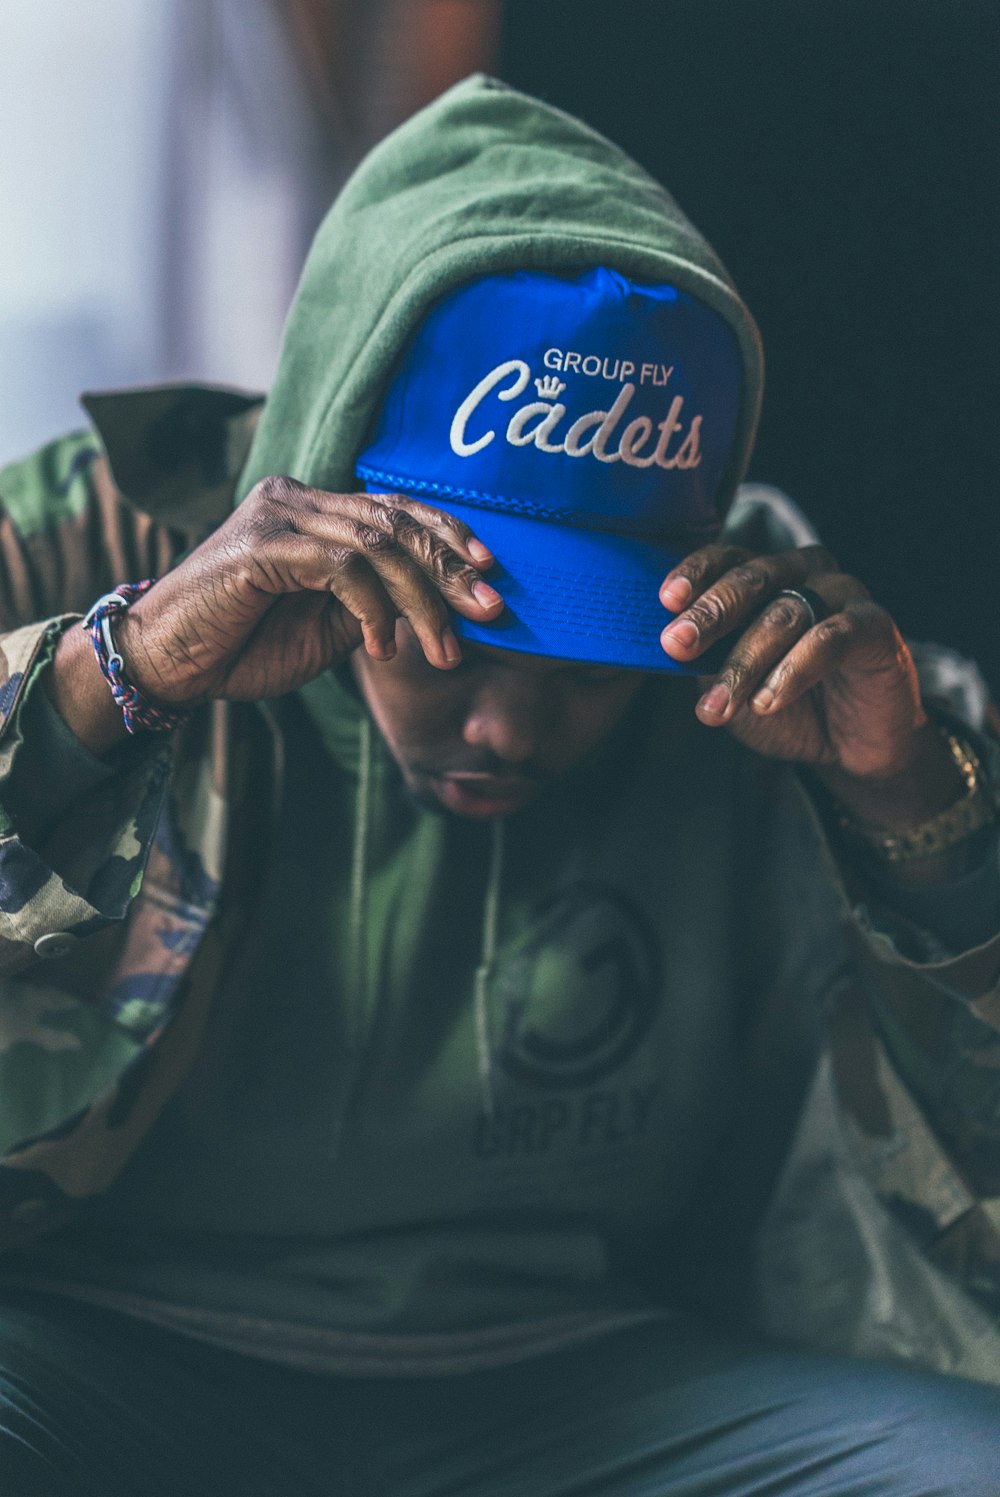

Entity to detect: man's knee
[763,1351,1000,1494]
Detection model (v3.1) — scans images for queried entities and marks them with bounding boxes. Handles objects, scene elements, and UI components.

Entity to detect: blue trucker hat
[356,267,743,673]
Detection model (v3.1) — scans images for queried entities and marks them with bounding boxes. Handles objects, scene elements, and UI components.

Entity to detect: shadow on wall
[500,0,1000,690]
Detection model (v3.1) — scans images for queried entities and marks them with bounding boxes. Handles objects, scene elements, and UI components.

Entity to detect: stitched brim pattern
[422,497,725,675]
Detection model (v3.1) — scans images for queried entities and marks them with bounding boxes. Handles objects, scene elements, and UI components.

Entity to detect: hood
[238,74,763,511]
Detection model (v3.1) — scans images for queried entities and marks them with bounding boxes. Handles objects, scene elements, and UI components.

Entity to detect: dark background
[500,0,999,690]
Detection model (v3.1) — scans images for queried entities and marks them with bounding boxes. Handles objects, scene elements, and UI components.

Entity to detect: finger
[339,525,464,669]
[267,531,400,662]
[273,479,493,570]
[694,576,864,723]
[363,491,495,570]
[659,544,754,612]
[749,601,892,715]
[300,504,504,626]
[257,528,455,669]
[660,545,841,661]
[366,505,505,620]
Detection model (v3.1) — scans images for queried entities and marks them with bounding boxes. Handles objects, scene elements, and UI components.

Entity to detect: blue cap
[356,267,742,672]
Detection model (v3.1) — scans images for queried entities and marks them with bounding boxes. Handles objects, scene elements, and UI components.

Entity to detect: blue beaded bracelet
[82,582,191,735]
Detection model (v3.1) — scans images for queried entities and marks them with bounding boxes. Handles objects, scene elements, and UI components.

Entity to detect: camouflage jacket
[1,386,999,1380]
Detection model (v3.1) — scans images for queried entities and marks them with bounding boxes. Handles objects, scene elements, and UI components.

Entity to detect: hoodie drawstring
[473,816,505,1120]
[332,712,373,1155]
[346,712,372,1055]
[336,719,505,1145]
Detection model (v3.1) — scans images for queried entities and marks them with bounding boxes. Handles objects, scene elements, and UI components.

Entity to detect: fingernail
[752,687,775,712]
[442,627,462,664]
[381,639,397,660]
[663,619,699,650]
[468,539,494,565]
[699,684,730,717]
[473,581,502,609]
[661,578,692,609]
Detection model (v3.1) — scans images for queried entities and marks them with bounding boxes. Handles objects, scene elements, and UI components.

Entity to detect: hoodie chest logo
[449,358,703,471]
[491,883,659,1091]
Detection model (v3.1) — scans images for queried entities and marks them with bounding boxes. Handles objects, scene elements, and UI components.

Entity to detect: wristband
[82,581,191,735]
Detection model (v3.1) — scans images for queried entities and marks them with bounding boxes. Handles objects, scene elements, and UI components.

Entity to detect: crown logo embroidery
[534,375,566,400]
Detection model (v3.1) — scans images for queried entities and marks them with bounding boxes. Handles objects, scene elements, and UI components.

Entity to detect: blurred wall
[0,1,177,461]
[0,0,332,466]
[0,0,499,471]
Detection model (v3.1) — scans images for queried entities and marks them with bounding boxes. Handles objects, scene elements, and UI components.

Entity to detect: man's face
[350,622,645,818]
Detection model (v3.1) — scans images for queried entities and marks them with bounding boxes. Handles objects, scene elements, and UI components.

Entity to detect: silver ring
[775,586,830,630]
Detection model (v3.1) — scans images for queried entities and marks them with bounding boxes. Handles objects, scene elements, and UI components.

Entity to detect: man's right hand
[44,477,503,755]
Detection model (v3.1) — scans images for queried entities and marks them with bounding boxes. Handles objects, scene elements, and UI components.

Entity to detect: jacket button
[33,932,79,960]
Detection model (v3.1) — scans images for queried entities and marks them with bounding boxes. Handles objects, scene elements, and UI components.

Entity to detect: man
[0,75,998,1494]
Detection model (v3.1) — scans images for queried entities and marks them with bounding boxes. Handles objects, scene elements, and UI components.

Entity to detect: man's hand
[46,478,502,753]
[658,543,968,846]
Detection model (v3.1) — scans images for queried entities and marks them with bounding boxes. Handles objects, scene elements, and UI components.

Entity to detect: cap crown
[357,267,742,543]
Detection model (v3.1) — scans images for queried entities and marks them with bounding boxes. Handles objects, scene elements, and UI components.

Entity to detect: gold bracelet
[834,729,997,865]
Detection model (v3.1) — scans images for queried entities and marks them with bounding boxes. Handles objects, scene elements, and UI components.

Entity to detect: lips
[427,773,540,819]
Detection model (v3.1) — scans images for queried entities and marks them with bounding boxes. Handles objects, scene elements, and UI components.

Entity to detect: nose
[461,670,554,766]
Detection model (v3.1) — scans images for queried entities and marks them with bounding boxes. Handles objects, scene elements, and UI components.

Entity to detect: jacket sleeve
[746,738,1000,1377]
[826,726,1000,1320]
[0,433,184,977]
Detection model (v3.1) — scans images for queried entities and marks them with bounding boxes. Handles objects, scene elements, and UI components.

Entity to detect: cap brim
[422,496,725,675]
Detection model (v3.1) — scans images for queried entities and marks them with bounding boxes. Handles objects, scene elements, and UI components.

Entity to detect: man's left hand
[658,543,967,838]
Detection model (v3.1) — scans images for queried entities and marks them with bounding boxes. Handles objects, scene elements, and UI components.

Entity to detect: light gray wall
[0,0,326,467]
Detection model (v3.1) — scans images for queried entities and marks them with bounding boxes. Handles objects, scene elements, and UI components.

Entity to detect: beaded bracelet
[82,582,191,735]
